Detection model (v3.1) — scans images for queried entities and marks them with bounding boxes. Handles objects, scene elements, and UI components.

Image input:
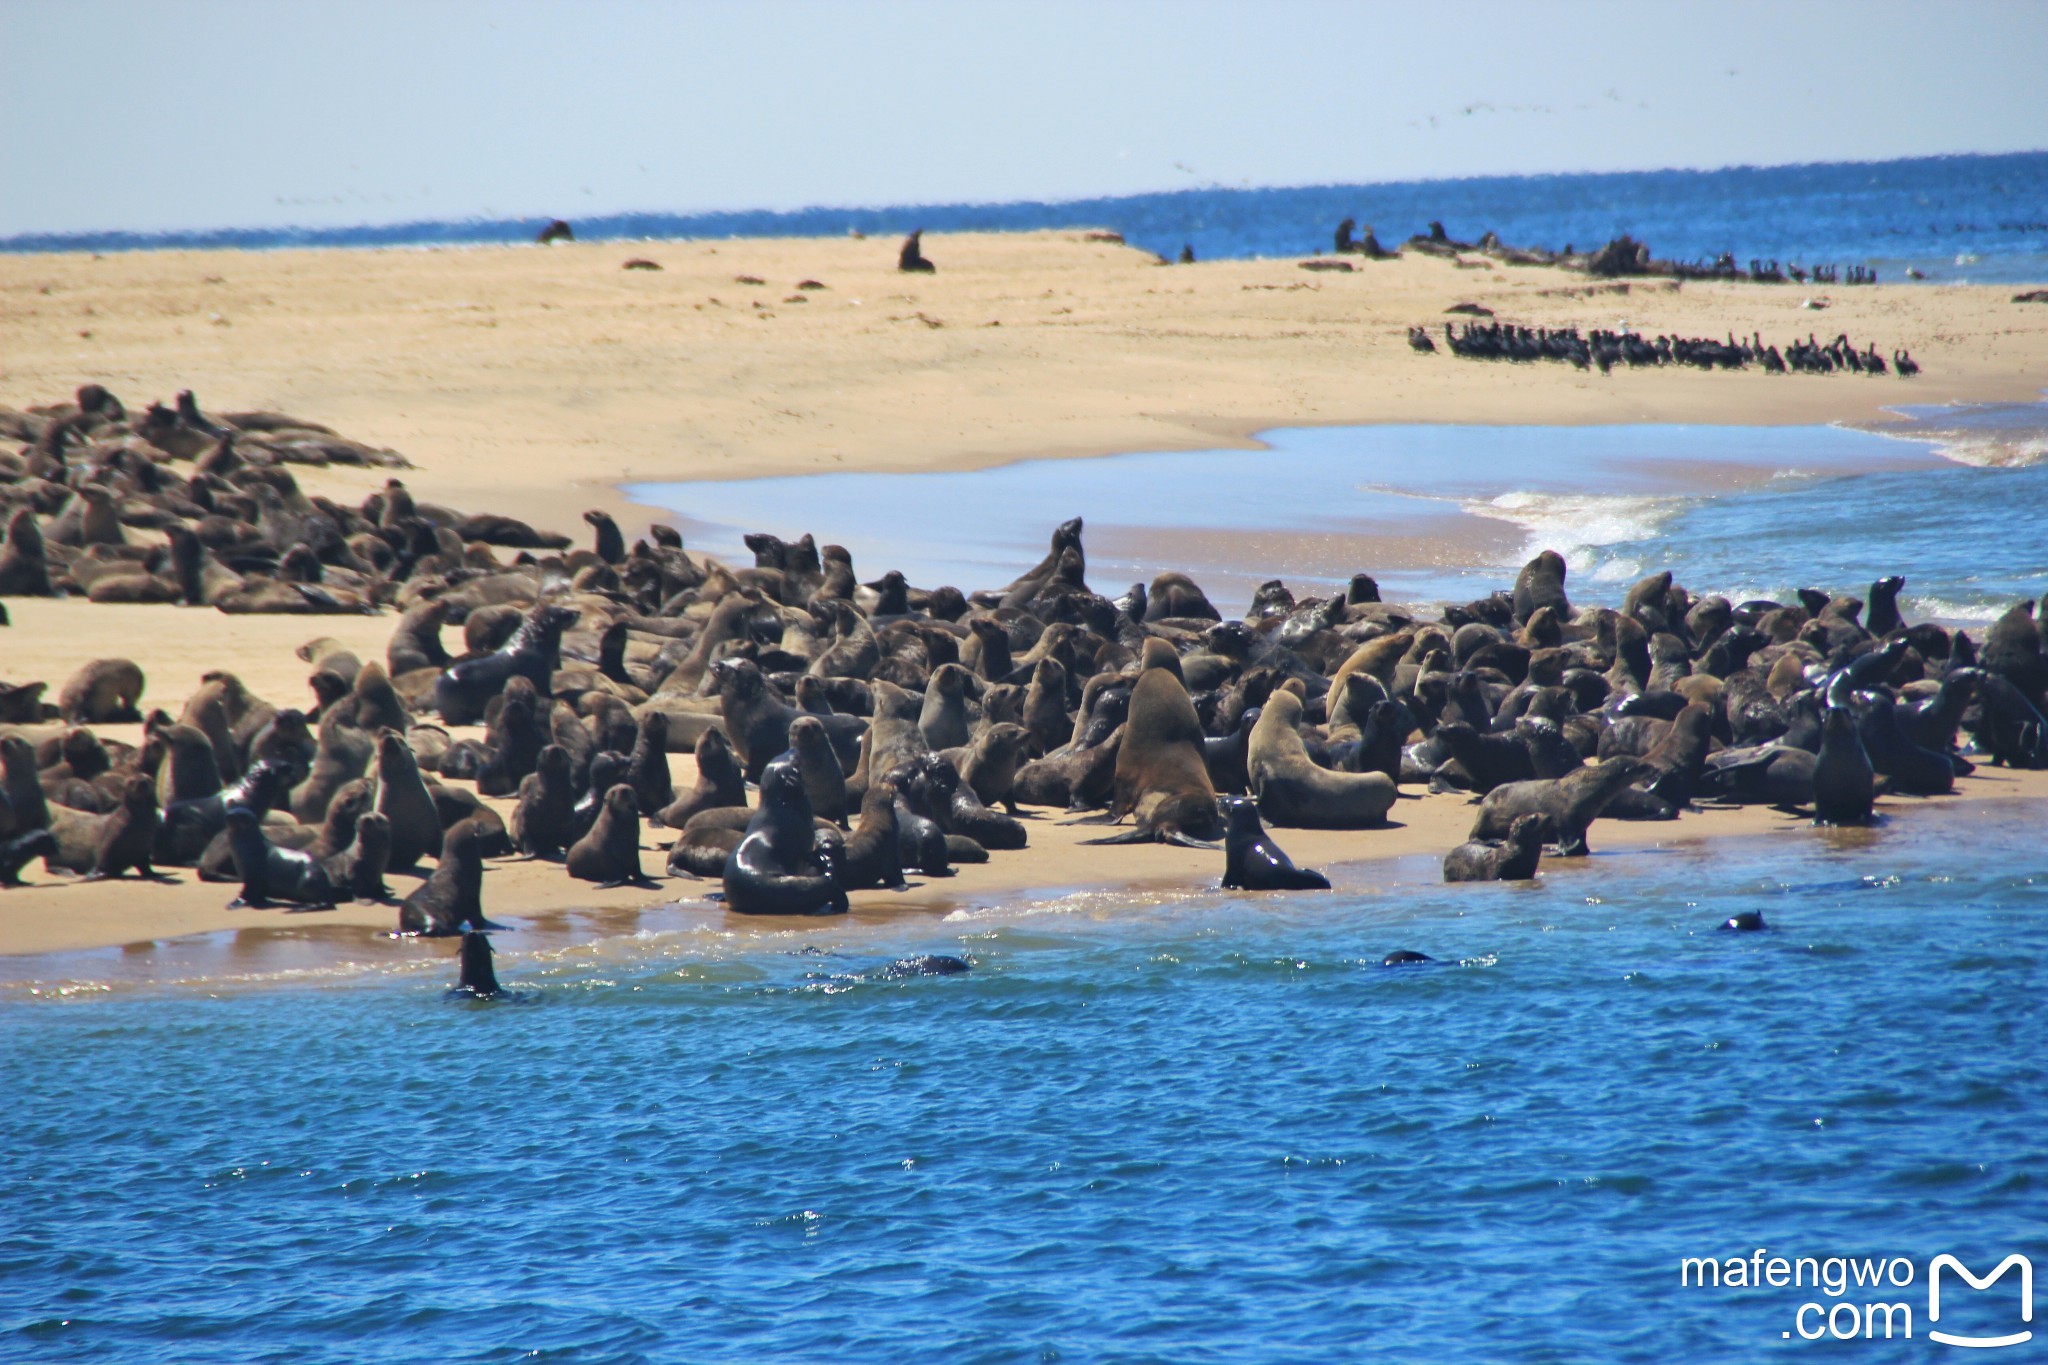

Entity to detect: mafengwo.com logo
[1680,1249,2032,1346]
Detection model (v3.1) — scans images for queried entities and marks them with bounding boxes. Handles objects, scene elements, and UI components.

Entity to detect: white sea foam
[1459,489,1692,580]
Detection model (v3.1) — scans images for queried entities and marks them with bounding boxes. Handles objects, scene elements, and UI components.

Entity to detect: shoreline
[8,770,2047,988]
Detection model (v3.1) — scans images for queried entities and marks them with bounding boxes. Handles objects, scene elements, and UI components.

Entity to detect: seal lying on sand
[225,807,339,908]
[1467,756,1648,856]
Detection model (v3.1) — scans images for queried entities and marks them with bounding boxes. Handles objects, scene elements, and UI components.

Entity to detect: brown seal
[58,658,146,724]
[566,785,658,887]
[1247,689,1396,828]
[1088,639,1220,845]
[653,725,747,829]
[398,817,500,936]
[1442,813,1546,882]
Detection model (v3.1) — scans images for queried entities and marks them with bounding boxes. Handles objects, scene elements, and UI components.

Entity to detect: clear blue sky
[4,0,2044,237]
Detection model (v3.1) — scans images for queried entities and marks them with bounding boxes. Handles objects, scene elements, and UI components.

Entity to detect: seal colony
[4,374,2044,973]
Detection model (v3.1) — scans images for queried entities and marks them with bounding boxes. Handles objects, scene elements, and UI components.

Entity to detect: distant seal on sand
[398,818,500,936]
[84,775,164,880]
[584,509,625,565]
[537,219,573,244]
[1218,795,1329,891]
[1442,813,1545,882]
[1248,690,1395,828]
[1467,755,1647,856]
[566,785,658,888]
[898,229,936,273]
[723,750,847,914]
[0,508,55,596]
[452,931,504,998]
[225,807,338,908]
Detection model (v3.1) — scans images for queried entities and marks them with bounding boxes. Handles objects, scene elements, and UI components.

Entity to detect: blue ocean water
[5,801,2044,1362]
[631,403,2048,622]
[7,152,2047,284]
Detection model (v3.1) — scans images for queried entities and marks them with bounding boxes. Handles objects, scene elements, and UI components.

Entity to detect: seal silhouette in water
[1442,813,1546,883]
[722,750,847,915]
[1382,950,1435,967]
[1719,911,1768,932]
[1218,795,1329,891]
[451,931,504,999]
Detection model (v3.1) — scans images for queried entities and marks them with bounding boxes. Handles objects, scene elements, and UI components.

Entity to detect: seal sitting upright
[722,749,847,915]
[1219,795,1329,891]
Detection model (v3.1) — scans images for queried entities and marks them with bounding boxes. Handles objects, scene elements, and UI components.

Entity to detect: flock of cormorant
[1411,321,1920,378]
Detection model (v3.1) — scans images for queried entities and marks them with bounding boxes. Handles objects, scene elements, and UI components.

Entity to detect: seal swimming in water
[398,818,500,936]
[1467,755,1649,856]
[1442,813,1546,882]
[225,807,339,908]
[566,785,659,888]
[1218,795,1329,891]
[451,931,504,998]
[722,750,847,915]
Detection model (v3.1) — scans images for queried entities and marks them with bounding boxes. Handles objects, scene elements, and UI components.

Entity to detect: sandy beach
[4,232,2045,969]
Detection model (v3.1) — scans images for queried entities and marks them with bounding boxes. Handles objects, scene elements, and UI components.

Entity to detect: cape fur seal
[398,818,500,936]
[225,806,339,908]
[1087,640,1221,845]
[1219,795,1329,891]
[452,931,504,998]
[512,745,579,858]
[1467,756,1648,856]
[371,731,442,868]
[723,750,847,914]
[566,785,658,888]
[1248,690,1396,828]
[1442,813,1545,882]
[1811,706,1875,824]
[898,230,935,273]
[434,604,577,726]
[653,725,746,828]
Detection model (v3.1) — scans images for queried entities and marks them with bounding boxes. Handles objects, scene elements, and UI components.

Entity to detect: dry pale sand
[3,231,2045,970]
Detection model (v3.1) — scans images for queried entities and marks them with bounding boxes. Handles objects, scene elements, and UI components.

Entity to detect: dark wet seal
[1718,911,1769,932]
[1380,950,1436,967]
[884,955,971,978]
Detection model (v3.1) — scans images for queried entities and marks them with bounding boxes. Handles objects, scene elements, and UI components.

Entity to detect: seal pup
[652,726,747,829]
[323,809,393,900]
[58,659,146,724]
[838,781,909,891]
[398,818,501,936]
[225,807,339,908]
[1467,756,1648,856]
[789,715,849,826]
[1218,795,1329,891]
[451,931,504,999]
[511,745,579,859]
[723,750,848,914]
[1442,813,1546,882]
[1248,690,1396,828]
[624,711,673,815]
[565,785,659,888]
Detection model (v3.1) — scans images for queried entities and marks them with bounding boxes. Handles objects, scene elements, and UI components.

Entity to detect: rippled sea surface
[6,800,2044,1363]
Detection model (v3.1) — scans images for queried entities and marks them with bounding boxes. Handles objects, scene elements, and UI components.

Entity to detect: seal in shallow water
[1467,755,1648,857]
[1442,812,1545,882]
[1218,795,1329,891]
[452,931,504,998]
[1811,705,1875,825]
